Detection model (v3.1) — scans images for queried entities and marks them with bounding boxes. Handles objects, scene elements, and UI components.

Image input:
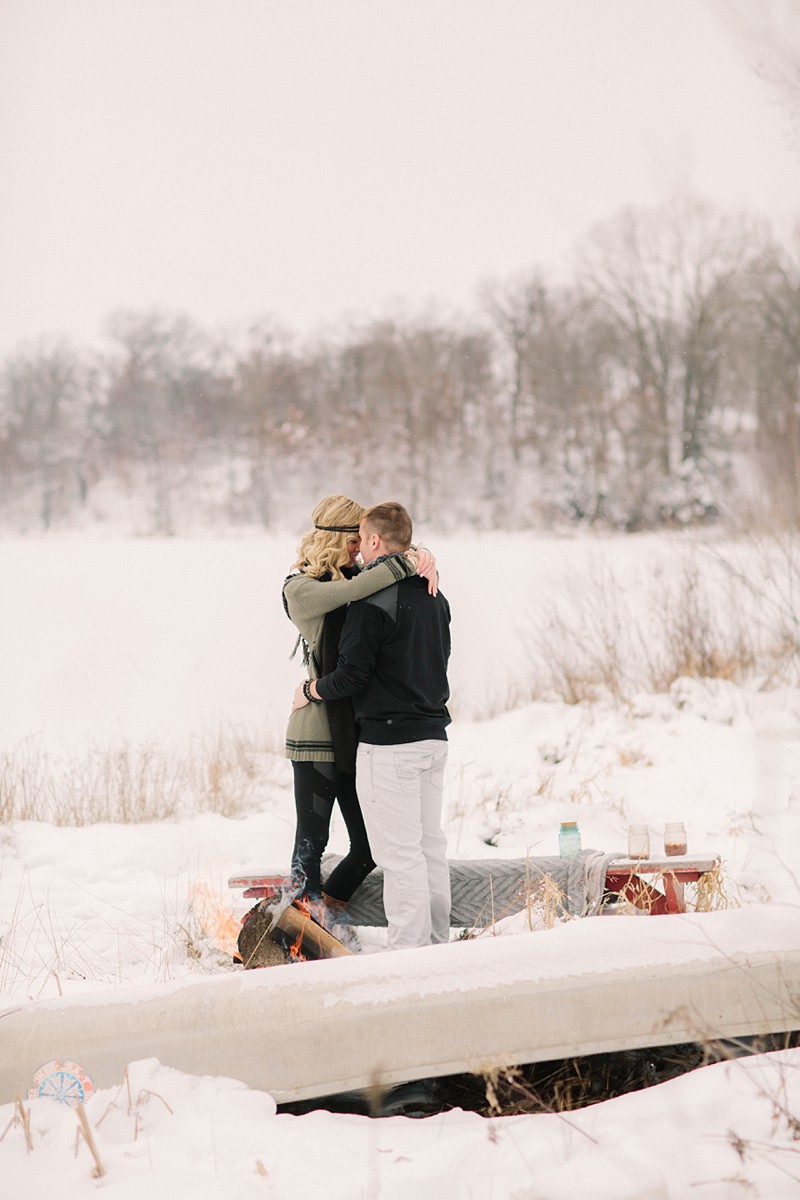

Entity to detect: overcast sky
[1,0,798,358]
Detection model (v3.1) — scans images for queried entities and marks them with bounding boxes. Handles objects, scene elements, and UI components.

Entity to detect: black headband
[314,522,360,533]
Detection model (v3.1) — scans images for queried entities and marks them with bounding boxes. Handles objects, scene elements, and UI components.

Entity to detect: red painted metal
[604,864,709,914]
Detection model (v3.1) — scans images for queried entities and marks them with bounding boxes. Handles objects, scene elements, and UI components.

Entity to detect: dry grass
[523,539,800,708]
[457,863,575,940]
[449,850,741,939]
[693,858,742,912]
[474,1031,800,1118]
[0,869,247,999]
[0,726,284,826]
[534,871,573,929]
[600,859,739,916]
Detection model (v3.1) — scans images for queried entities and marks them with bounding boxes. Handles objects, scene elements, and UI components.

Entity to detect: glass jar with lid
[664,822,688,856]
[558,821,582,858]
[628,824,650,858]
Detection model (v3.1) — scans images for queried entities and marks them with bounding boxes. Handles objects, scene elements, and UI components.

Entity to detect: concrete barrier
[1,906,798,1106]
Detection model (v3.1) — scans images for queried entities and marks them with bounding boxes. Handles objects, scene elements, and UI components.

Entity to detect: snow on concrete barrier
[0,906,798,1106]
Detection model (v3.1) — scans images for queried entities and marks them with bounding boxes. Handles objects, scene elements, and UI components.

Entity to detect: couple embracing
[284,495,451,951]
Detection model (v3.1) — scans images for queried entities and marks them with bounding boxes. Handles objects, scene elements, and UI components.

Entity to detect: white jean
[356,739,450,950]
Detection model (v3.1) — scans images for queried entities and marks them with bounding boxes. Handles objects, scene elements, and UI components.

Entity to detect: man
[291,501,451,950]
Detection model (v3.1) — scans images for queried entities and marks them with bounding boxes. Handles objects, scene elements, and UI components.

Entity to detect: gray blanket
[322,850,626,927]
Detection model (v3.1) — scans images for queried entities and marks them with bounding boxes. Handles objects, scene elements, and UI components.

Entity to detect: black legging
[290,761,375,902]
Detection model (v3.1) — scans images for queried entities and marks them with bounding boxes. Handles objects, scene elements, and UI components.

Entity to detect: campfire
[237,895,354,969]
[189,883,242,958]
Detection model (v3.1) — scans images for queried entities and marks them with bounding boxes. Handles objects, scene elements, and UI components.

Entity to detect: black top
[316,564,360,773]
[315,572,451,745]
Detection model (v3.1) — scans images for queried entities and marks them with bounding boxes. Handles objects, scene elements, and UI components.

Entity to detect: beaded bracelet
[302,679,321,704]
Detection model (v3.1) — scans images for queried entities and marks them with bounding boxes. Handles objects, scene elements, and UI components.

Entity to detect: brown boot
[322,892,348,916]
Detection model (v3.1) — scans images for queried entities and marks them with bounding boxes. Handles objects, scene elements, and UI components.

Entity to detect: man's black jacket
[315,571,451,746]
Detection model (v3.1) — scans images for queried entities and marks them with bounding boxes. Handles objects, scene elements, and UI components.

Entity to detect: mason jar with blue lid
[558,821,581,858]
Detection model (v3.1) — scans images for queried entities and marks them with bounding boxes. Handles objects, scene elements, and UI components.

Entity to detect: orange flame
[189,883,241,956]
[289,897,311,961]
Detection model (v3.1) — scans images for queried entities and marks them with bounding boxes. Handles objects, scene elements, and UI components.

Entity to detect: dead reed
[0,726,285,826]
[463,1031,798,1118]
[524,539,799,708]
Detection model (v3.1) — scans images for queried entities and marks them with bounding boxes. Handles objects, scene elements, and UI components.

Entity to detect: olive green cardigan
[283,554,414,762]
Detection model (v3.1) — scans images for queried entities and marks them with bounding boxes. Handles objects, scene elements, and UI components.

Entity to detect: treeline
[1,195,798,534]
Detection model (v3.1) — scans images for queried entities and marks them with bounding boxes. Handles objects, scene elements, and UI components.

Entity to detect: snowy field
[1,530,799,1198]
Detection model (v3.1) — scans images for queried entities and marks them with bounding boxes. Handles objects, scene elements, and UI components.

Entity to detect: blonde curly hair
[293,494,365,580]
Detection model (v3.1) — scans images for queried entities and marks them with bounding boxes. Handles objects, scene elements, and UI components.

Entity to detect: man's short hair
[362,501,413,551]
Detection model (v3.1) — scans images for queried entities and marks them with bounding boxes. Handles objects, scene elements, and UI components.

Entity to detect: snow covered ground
[1,531,799,1198]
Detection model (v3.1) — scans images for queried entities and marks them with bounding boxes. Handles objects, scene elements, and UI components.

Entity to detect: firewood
[273,902,354,960]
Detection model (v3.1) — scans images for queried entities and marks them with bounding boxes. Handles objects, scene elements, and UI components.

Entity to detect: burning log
[237,899,354,969]
[275,901,354,961]
[237,904,289,969]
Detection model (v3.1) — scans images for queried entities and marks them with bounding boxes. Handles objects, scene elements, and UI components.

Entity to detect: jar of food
[558,821,582,859]
[664,822,688,856]
[628,824,650,859]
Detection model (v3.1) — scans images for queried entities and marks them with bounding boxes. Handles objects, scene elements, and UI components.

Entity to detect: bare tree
[712,0,800,146]
[230,321,313,526]
[479,272,551,465]
[0,340,94,529]
[578,197,754,497]
[743,225,800,525]
[102,310,220,533]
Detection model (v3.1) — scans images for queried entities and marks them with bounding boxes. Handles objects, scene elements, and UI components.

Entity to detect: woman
[283,494,433,912]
